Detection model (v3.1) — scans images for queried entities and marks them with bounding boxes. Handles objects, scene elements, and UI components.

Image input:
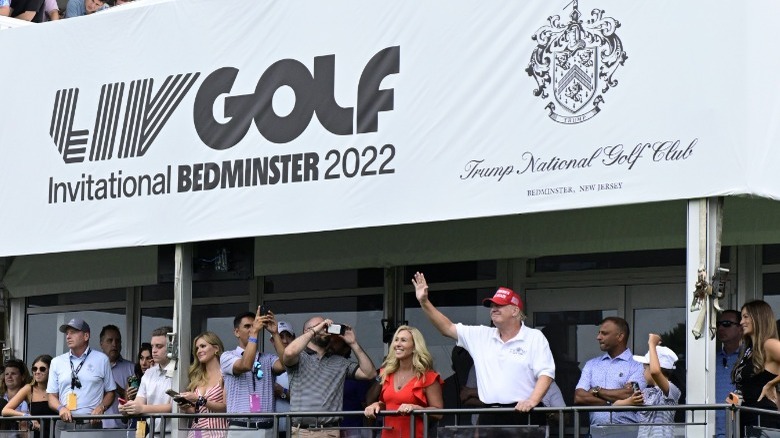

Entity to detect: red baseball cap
[482,287,523,310]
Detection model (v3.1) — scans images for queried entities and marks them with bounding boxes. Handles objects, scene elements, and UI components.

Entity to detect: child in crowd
[616,334,681,438]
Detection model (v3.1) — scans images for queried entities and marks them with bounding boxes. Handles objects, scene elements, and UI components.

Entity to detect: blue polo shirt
[715,348,740,437]
[47,347,116,415]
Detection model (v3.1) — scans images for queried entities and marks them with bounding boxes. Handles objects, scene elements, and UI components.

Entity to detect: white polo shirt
[46,347,116,415]
[456,322,555,404]
[137,363,173,434]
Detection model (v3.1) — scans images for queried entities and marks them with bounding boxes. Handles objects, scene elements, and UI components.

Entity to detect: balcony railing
[1,403,779,437]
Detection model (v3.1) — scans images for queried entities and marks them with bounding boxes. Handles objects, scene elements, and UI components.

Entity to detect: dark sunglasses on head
[717,321,739,328]
[31,366,47,372]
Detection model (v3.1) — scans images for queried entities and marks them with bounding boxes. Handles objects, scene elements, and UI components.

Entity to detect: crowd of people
[1,0,132,23]
[0,273,776,437]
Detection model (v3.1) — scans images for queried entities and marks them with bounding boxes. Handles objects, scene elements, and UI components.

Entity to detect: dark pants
[54,420,102,438]
[476,404,547,438]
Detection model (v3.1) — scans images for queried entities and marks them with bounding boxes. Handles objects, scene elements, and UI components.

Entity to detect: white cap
[278,321,295,336]
[633,346,678,370]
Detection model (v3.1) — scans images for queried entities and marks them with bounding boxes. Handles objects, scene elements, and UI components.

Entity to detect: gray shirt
[287,349,358,426]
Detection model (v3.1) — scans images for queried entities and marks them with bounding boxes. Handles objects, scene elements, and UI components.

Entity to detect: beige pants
[290,426,339,438]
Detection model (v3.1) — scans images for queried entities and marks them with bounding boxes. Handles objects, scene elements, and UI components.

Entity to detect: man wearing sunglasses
[716,310,743,438]
[46,318,115,438]
[221,307,286,438]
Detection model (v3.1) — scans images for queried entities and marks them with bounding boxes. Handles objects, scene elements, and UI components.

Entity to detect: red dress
[380,369,443,438]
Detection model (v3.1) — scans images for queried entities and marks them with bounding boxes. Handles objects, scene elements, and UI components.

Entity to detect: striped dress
[188,384,228,438]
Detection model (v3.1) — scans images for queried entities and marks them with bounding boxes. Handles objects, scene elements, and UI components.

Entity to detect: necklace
[395,369,413,390]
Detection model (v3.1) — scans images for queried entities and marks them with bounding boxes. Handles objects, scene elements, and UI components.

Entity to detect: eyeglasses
[717,321,739,328]
[71,376,82,389]
[32,366,47,373]
[252,361,264,380]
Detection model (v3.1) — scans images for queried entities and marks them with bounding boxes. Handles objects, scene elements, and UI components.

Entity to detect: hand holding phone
[118,397,127,405]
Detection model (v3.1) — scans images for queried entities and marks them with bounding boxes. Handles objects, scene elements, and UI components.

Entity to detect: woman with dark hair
[727,300,780,430]
[178,332,227,438]
[364,325,443,438]
[136,342,154,378]
[2,356,54,438]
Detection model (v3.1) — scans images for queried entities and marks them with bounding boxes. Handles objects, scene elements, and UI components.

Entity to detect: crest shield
[553,46,598,113]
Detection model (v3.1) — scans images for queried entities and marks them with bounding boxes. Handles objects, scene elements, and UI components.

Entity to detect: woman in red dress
[364,325,443,438]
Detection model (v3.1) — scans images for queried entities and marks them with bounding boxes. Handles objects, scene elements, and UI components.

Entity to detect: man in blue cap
[46,318,116,438]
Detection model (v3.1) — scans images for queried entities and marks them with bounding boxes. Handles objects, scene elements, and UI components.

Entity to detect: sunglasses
[71,376,82,389]
[717,321,739,328]
[31,366,47,373]
[252,361,264,380]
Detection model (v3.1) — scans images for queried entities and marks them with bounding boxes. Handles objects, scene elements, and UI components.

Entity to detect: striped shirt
[288,349,359,426]
[220,347,278,420]
[637,383,681,438]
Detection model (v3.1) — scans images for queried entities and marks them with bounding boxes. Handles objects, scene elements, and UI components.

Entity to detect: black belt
[489,403,517,408]
[295,422,340,429]
[228,420,273,429]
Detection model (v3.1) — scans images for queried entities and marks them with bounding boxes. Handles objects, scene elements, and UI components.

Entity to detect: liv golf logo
[526,0,627,124]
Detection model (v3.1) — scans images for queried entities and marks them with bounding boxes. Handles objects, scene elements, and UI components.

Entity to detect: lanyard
[252,351,261,392]
[70,347,91,390]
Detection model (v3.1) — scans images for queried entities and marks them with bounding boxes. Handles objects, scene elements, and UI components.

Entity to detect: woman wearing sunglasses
[179,332,227,438]
[2,355,56,438]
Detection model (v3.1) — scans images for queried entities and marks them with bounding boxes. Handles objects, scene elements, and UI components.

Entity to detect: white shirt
[46,347,116,415]
[137,363,173,434]
[456,322,555,404]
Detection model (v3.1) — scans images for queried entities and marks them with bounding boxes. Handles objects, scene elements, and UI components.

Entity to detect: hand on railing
[726,391,744,406]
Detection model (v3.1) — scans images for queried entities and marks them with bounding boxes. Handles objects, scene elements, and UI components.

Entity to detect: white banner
[0,0,779,256]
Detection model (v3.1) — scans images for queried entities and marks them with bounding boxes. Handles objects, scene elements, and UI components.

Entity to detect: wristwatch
[591,386,602,398]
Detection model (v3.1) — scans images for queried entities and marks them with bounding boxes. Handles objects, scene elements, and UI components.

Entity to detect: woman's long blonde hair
[379,325,434,385]
[187,331,225,391]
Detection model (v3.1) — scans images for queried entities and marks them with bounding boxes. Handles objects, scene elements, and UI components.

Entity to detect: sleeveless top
[30,400,57,438]
[188,384,227,438]
[734,347,780,428]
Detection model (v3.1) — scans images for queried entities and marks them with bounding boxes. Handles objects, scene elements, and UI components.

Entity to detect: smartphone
[173,396,191,406]
[327,324,346,335]
[118,397,127,405]
[631,382,640,393]
[165,389,179,398]
[260,305,270,315]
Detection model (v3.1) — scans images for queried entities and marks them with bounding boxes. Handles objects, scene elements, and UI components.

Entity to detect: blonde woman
[178,332,228,438]
[365,325,443,438]
[3,355,55,438]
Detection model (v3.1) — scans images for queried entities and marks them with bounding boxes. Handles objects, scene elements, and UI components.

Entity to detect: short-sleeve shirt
[637,382,681,438]
[47,347,116,415]
[715,348,740,437]
[288,349,359,426]
[456,323,555,404]
[137,364,173,434]
[220,347,278,419]
[576,349,645,425]
[104,357,135,429]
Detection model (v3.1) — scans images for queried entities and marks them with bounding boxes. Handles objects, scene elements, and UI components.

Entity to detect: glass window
[403,260,497,283]
[534,249,687,272]
[191,303,249,352]
[140,307,173,343]
[27,288,126,307]
[762,273,780,312]
[264,269,384,294]
[26,309,126,362]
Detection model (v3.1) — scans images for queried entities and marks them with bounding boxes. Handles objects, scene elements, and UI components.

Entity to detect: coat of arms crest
[526,1,627,124]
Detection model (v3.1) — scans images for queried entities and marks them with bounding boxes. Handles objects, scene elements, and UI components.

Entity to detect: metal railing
[2,404,780,437]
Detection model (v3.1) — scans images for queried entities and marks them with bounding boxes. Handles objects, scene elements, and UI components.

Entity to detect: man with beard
[282,316,376,437]
[574,317,645,437]
[99,325,136,429]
